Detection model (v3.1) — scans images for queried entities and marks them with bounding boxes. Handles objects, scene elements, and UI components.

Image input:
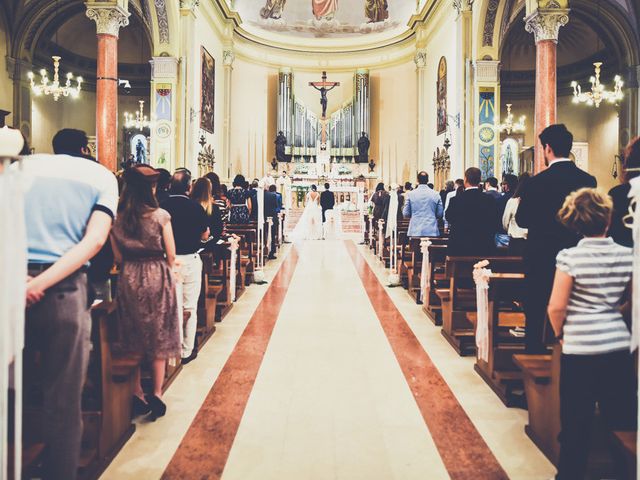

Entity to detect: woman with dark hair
[110,164,180,421]
[502,173,530,255]
[609,137,640,247]
[370,182,390,223]
[191,177,224,245]
[227,174,252,224]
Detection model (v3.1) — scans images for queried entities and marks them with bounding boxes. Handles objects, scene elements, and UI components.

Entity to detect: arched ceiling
[231,0,418,47]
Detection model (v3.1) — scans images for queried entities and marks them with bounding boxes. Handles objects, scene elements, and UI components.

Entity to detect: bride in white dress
[291,185,324,241]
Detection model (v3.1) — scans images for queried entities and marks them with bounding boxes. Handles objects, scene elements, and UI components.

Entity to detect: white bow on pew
[386,185,400,285]
[419,239,432,304]
[473,260,492,363]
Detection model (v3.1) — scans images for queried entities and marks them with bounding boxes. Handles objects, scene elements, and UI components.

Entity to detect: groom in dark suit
[516,124,596,353]
[320,183,335,225]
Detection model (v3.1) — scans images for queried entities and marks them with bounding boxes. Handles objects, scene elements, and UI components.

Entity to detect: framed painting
[200,46,215,134]
[437,56,447,136]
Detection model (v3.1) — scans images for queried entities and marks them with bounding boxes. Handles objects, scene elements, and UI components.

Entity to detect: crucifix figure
[309,71,340,119]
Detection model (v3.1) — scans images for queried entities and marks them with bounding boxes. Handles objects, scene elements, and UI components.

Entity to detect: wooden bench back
[446,256,523,306]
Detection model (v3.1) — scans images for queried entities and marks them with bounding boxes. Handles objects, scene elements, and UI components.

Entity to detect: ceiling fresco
[232,0,418,38]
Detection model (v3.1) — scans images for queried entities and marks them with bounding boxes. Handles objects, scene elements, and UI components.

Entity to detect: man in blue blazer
[403,171,444,237]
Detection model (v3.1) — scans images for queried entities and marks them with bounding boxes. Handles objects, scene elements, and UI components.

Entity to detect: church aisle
[101,240,555,480]
[220,240,449,480]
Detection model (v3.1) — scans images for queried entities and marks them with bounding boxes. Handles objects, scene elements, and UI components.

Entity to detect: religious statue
[135,139,147,164]
[365,0,389,23]
[357,131,370,163]
[309,72,340,119]
[275,130,288,162]
[260,0,286,19]
[368,158,376,173]
[270,157,278,171]
[312,0,338,20]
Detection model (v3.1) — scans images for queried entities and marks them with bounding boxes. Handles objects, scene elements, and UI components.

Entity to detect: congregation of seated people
[17,127,284,480]
[369,123,638,480]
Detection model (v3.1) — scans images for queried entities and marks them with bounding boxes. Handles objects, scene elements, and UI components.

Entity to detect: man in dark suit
[320,182,335,224]
[516,124,597,353]
[264,186,279,259]
[445,167,498,257]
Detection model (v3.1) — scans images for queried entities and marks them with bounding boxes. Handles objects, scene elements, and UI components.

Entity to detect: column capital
[414,49,427,69]
[474,60,500,83]
[150,56,179,79]
[453,0,473,15]
[179,0,199,15]
[524,8,569,44]
[6,56,32,82]
[223,50,235,67]
[85,1,130,38]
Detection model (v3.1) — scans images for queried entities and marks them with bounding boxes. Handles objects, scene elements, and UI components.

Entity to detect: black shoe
[268,254,277,260]
[181,350,198,365]
[146,395,167,421]
[132,395,151,417]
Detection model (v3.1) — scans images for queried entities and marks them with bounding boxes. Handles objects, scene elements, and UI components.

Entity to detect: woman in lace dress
[291,184,323,240]
[111,165,180,421]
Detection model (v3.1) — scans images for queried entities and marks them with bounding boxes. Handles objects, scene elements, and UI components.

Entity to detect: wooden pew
[21,301,141,479]
[422,243,448,324]
[613,431,637,480]
[437,256,523,356]
[197,252,220,343]
[473,272,527,407]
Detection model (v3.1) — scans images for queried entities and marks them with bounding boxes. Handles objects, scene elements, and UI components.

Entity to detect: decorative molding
[222,50,235,67]
[474,60,500,83]
[154,0,170,44]
[150,56,179,78]
[85,3,131,37]
[414,48,427,68]
[482,0,500,46]
[453,0,473,15]
[524,8,570,44]
[5,56,32,82]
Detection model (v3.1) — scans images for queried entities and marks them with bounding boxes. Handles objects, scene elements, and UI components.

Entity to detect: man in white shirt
[22,129,118,480]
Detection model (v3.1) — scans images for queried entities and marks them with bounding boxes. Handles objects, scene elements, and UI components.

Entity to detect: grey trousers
[25,269,91,480]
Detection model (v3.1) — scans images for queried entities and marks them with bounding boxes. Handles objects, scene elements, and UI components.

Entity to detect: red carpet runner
[162,247,300,479]
[345,240,509,480]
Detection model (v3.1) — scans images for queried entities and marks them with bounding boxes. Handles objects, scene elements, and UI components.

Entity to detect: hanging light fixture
[497,104,526,134]
[571,62,624,108]
[124,100,150,130]
[570,0,623,108]
[28,0,83,101]
[28,56,83,101]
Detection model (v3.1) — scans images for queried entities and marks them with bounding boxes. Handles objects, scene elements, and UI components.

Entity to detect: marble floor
[100,240,556,480]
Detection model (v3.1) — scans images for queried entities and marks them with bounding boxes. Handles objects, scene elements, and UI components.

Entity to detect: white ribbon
[266,217,273,253]
[419,239,432,303]
[386,187,398,239]
[255,186,265,278]
[228,236,239,302]
[278,212,284,245]
[473,260,492,363]
[377,219,385,261]
[629,176,640,352]
[1,155,27,480]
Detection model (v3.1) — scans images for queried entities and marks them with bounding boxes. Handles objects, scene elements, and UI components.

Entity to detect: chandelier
[497,104,526,135]
[124,100,150,130]
[571,62,623,108]
[28,56,83,102]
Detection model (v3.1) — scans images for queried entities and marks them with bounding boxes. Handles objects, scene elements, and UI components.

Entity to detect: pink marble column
[525,8,569,173]
[534,40,557,173]
[85,2,130,172]
[96,34,118,171]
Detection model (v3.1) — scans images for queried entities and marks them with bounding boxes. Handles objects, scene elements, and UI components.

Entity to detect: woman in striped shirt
[547,188,636,479]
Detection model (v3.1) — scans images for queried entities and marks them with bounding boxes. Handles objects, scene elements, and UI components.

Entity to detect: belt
[230,204,247,207]
[28,263,88,273]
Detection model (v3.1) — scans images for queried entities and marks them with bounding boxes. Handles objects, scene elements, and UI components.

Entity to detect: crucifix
[309,71,340,120]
